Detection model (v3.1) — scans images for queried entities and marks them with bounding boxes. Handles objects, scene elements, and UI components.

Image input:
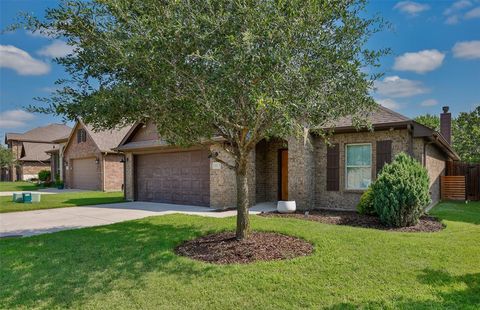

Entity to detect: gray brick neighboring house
[115,106,459,211]
[3,124,72,181]
[61,120,131,191]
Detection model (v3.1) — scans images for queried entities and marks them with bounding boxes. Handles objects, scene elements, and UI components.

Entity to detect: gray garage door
[134,150,210,206]
[72,158,100,190]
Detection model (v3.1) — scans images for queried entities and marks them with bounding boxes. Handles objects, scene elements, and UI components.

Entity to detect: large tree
[20,0,386,239]
[454,106,480,163]
[414,107,480,163]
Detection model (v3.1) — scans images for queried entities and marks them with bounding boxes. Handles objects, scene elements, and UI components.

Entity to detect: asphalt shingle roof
[5,124,72,143]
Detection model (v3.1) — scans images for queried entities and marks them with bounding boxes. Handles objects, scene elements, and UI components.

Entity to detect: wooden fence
[446,161,480,201]
[441,176,466,200]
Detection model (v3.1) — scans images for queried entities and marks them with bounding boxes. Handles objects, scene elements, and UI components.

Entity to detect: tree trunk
[235,157,250,240]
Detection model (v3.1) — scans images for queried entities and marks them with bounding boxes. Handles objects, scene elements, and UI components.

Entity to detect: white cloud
[0,110,36,129]
[0,45,50,75]
[421,99,439,107]
[394,1,430,16]
[377,98,402,110]
[445,14,461,24]
[37,40,75,58]
[444,0,472,16]
[393,49,445,74]
[465,7,480,19]
[375,76,430,98]
[452,40,480,59]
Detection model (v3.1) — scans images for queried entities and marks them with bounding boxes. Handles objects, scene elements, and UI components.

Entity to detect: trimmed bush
[372,152,431,227]
[38,170,51,182]
[357,186,376,215]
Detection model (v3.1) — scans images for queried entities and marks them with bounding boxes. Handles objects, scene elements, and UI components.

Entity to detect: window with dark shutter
[77,129,87,143]
[376,140,392,175]
[326,143,340,191]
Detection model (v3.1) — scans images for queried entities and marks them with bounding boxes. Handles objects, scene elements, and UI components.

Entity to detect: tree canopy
[414,106,480,163]
[0,145,15,168]
[19,0,387,239]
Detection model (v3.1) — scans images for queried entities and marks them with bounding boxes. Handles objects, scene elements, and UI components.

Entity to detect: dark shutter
[77,130,81,143]
[376,140,392,175]
[326,143,340,191]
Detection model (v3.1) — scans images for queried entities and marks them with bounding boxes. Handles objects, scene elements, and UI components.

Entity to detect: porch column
[287,134,316,210]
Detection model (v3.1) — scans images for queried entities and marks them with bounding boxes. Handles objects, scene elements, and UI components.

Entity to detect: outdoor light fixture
[120,158,126,163]
[95,158,100,165]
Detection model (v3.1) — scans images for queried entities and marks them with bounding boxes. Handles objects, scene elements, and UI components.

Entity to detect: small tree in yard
[18,0,387,239]
[372,153,431,227]
[0,145,15,169]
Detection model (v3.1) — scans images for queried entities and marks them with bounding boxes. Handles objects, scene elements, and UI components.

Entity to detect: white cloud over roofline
[375,76,430,98]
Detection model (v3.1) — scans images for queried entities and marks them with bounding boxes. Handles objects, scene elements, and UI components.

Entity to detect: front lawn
[0,201,479,309]
[0,191,125,213]
[0,181,39,192]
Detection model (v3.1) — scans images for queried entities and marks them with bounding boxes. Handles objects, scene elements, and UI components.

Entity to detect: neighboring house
[45,134,70,181]
[3,124,72,181]
[116,106,458,210]
[62,120,131,191]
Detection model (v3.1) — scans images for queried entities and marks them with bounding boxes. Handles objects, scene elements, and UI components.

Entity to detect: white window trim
[345,143,372,190]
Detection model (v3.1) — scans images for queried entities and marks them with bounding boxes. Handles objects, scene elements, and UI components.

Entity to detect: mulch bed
[175,231,313,264]
[259,210,444,232]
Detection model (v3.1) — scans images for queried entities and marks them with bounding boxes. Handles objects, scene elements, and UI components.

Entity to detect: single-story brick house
[3,124,72,181]
[62,120,131,191]
[116,106,458,210]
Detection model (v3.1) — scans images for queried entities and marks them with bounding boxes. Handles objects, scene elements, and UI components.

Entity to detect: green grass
[0,201,479,309]
[0,181,40,192]
[0,191,125,213]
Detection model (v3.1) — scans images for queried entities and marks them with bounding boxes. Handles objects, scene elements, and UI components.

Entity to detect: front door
[279,149,288,201]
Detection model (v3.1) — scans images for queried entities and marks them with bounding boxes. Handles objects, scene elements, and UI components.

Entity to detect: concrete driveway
[0,202,275,238]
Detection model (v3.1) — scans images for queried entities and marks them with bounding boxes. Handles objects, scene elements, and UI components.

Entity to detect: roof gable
[63,120,132,154]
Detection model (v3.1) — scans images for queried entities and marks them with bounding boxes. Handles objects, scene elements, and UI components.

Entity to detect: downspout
[407,123,414,157]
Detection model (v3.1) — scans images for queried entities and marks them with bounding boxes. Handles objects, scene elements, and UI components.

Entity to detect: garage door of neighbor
[135,150,210,206]
[72,158,100,190]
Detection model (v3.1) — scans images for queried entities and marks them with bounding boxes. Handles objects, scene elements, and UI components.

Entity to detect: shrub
[38,170,51,182]
[357,186,376,215]
[372,152,431,227]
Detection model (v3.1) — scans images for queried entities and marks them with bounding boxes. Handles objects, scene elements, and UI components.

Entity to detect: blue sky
[1,0,479,142]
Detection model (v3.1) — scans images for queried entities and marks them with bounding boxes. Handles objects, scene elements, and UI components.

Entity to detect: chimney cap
[442,106,450,113]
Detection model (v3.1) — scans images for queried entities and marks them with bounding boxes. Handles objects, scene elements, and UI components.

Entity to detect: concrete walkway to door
[0,201,276,238]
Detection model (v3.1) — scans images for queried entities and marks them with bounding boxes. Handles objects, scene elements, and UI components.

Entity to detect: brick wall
[20,161,50,180]
[255,139,287,203]
[425,143,447,206]
[313,129,411,210]
[125,153,134,200]
[103,154,125,192]
[64,124,102,189]
[288,134,316,210]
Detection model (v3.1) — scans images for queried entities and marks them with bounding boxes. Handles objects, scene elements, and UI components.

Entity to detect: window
[77,129,87,143]
[345,143,372,190]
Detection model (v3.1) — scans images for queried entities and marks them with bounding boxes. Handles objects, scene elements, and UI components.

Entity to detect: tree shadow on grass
[327,268,480,309]
[0,219,222,309]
